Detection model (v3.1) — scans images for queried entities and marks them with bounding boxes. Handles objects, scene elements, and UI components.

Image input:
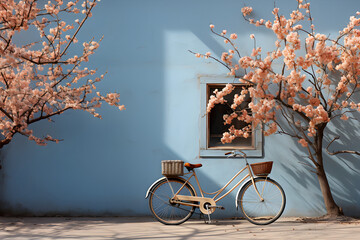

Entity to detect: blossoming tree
[192,0,360,216]
[0,0,124,149]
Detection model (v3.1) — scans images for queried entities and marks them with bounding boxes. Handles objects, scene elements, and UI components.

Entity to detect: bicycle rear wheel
[149,178,196,225]
[238,177,286,225]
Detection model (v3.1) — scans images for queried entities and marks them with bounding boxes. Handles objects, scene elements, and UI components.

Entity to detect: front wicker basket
[250,161,273,176]
[161,160,184,176]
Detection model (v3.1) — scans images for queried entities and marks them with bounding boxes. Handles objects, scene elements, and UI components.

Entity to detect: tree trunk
[0,138,11,149]
[0,138,11,169]
[316,164,343,216]
[315,126,343,216]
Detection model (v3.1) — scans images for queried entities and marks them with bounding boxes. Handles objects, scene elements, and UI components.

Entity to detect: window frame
[199,75,263,158]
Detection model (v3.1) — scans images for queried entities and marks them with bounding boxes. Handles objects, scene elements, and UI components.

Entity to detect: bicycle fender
[235,177,272,209]
[145,177,167,199]
[145,176,195,199]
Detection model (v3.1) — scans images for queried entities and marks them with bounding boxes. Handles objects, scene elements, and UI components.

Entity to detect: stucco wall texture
[1,0,360,218]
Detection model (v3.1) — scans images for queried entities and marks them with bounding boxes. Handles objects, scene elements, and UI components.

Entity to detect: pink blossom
[0,0,124,148]
[286,32,301,49]
[230,33,238,40]
[241,6,253,16]
[298,139,308,147]
[67,1,75,8]
[221,132,235,143]
[193,2,360,155]
[207,84,234,112]
[309,98,320,107]
[251,47,262,57]
[265,21,272,29]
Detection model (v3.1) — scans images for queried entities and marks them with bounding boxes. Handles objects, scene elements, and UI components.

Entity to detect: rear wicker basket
[161,160,184,176]
[250,161,273,176]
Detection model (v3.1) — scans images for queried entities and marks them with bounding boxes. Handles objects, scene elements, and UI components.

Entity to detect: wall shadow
[0,0,359,219]
[0,0,239,219]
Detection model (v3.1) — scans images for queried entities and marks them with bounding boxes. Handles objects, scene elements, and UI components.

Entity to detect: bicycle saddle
[184,163,202,170]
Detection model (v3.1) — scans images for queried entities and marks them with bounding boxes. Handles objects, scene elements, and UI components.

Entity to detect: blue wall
[1,0,360,218]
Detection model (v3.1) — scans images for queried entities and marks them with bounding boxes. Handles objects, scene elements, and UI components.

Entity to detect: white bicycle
[145,150,286,225]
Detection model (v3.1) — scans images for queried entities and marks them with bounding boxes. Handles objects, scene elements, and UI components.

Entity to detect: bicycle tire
[149,178,196,225]
[238,177,286,225]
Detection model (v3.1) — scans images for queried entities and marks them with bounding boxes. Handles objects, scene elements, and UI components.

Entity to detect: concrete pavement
[0,216,359,239]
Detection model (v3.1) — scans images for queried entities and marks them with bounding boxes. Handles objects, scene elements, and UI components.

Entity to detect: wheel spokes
[149,179,195,225]
[240,179,285,225]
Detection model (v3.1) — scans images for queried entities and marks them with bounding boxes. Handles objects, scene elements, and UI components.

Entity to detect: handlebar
[225,150,247,159]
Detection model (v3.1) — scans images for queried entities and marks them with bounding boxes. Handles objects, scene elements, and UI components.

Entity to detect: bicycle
[145,150,286,225]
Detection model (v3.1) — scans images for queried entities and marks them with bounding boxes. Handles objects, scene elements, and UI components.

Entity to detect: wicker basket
[161,160,184,176]
[250,161,273,176]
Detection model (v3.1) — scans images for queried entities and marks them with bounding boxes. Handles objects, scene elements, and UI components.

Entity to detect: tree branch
[326,136,360,156]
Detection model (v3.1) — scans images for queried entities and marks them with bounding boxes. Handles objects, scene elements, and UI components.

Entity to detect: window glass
[207,84,253,149]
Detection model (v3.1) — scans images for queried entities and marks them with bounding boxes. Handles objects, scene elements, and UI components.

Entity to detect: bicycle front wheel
[149,178,196,225]
[239,177,286,225]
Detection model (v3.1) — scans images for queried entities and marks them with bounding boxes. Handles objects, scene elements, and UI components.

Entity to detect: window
[200,76,263,158]
[207,84,253,148]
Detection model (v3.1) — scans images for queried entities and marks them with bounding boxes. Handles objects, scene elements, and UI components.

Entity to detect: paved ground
[0,216,359,239]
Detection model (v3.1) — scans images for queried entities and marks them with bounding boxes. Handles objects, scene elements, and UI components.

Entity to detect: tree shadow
[267,108,360,217]
[263,132,327,217]
[1,0,360,221]
[323,113,360,216]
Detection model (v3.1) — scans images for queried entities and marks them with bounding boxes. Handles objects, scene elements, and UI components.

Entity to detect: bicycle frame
[170,162,264,214]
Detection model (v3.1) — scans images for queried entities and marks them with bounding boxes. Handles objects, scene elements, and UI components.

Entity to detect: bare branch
[188,50,232,72]
[326,136,360,156]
